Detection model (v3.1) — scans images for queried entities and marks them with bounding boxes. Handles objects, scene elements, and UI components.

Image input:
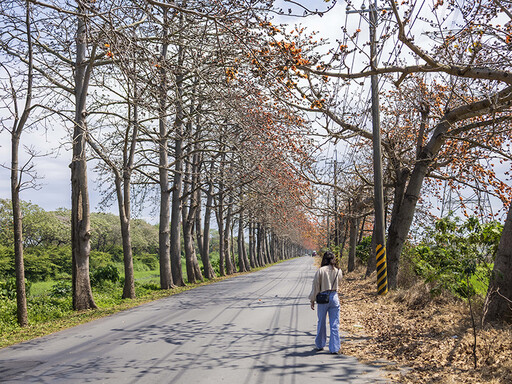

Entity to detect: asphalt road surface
[0,256,390,383]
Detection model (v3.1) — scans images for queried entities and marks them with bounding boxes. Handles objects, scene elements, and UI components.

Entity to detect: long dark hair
[320,251,336,267]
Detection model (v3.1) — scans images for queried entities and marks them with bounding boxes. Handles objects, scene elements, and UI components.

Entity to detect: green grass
[30,280,57,297]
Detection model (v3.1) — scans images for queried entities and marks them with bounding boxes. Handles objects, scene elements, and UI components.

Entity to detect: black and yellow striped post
[376,244,388,295]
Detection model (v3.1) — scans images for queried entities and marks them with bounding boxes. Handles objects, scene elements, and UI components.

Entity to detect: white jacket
[308,265,341,302]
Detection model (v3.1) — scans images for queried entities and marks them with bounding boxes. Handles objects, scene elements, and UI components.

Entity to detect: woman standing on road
[309,251,342,354]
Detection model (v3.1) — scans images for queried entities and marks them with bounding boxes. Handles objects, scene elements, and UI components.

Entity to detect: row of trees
[0,0,321,326]
[2,0,511,327]
[248,0,512,323]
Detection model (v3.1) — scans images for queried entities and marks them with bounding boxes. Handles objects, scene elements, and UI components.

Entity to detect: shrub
[106,245,124,262]
[135,281,160,296]
[210,252,220,275]
[135,253,159,270]
[27,295,72,322]
[20,246,71,282]
[0,297,17,327]
[355,236,372,264]
[90,251,114,270]
[50,280,72,298]
[91,264,120,287]
[410,216,500,298]
[133,260,150,272]
[0,245,14,278]
[0,278,31,299]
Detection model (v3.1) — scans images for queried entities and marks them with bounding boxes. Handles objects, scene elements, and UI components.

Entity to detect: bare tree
[0,0,36,325]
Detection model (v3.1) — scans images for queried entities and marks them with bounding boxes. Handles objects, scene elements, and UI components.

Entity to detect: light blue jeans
[315,291,340,353]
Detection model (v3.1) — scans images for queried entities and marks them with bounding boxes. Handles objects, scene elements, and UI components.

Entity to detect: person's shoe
[315,347,324,351]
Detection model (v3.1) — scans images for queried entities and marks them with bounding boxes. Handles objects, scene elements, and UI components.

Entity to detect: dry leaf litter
[337,268,512,383]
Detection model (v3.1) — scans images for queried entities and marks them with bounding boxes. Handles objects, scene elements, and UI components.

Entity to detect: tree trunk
[71,9,96,310]
[257,223,264,266]
[366,226,377,277]
[197,181,215,279]
[238,215,248,272]
[11,135,28,326]
[201,181,216,279]
[216,191,226,276]
[264,229,272,265]
[117,74,139,300]
[182,152,203,284]
[169,93,185,285]
[10,1,32,326]
[224,197,235,274]
[115,176,135,299]
[248,220,256,268]
[156,8,173,290]
[483,204,512,324]
[386,88,512,288]
[358,215,367,243]
[348,216,359,272]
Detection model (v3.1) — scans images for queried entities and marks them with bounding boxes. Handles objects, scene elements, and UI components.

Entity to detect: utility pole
[347,0,388,295]
[326,189,331,249]
[334,149,339,248]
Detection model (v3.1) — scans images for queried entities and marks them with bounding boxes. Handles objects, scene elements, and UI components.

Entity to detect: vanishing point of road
[0,257,391,383]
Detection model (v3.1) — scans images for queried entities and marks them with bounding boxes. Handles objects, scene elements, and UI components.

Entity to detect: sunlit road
[0,257,390,383]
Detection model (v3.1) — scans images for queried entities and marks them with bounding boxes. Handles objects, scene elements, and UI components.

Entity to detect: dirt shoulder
[337,269,512,383]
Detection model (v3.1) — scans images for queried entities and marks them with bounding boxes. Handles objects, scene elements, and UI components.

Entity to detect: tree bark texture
[182,153,203,284]
[248,220,256,268]
[169,85,185,286]
[223,197,235,275]
[11,135,28,326]
[201,181,216,279]
[348,217,359,272]
[71,9,96,310]
[237,215,248,272]
[483,204,512,324]
[115,176,135,299]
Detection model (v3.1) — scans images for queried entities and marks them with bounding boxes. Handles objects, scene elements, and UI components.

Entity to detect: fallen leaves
[337,269,512,383]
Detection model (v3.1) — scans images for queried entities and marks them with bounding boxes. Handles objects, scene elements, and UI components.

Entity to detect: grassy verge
[0,260,287,349]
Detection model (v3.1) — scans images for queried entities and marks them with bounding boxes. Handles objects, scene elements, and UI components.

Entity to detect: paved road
[0,257,390,383]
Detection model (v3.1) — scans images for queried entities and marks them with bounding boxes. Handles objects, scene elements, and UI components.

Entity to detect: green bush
[355,236,372,264]
[135,281,160,296]
[0,245,14,278]
[91,264,120,287]
[0,278,31,299]
[90,251,114,270]
[23,246,72,281]
[210,251,220,275]
[0,297,17,327]
[50,280,72,298]
[27,295,72,323]
[411,216,500,298]
[135,253,159,270]
[133,260,150,272]
[106,245,124,262]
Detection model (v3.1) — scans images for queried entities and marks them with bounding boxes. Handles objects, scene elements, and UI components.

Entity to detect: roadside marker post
[376,244,388,295]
